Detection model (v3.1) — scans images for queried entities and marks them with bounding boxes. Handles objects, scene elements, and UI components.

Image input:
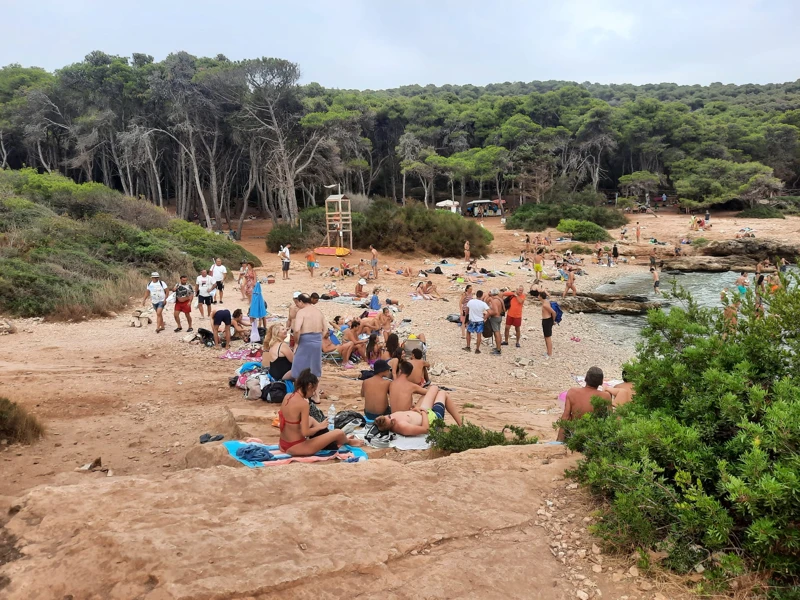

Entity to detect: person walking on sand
[502,285,526,348]
[563,266,577,297]
[237,261,249,300]
[143,272,168,333]
[539,290,556,359]
[306,249,316,278]
[465,290,489,354]
[172,274,195,333]
[370,245,379,280]
[279,244,291,280]
[464,240,471,263]
[533,249,544,284]
[209,258,227,304]
[650,267,661,295]
[195,268,214,318]
[635,222,641,243]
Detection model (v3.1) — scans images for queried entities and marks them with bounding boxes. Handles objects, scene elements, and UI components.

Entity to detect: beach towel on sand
[291,332,322,378]
[223,440,368,467]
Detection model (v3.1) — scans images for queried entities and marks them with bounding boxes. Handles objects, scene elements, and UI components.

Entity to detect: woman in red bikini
[278,369,360,456]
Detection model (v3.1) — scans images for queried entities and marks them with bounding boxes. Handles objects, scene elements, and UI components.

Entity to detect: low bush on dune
[506,201,627,232]
[0,397,44,445]
[427,421,538,452]
[267,200,492,257]
[556,219,612,242]
[738,206,785,219]
[559,284,800,596]
[0,170,258,318]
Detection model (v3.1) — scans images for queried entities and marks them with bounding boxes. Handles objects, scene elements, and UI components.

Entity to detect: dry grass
[50,270,149,321]
[0,397,44,444]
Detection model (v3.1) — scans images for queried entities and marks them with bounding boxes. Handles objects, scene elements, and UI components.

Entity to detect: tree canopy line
[2,51,800,233]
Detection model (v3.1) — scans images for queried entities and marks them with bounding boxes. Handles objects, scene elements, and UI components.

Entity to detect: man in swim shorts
[651,267,660,295]
[532,250,544,284]
[539,290,556,359]
[370,245,379,280]
[374,386,462,435]
[211,307,243,347]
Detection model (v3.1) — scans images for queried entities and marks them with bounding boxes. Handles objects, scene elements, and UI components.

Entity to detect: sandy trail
[2,206,795,598]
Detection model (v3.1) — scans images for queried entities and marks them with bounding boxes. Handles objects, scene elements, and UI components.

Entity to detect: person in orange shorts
[502,285,526,348]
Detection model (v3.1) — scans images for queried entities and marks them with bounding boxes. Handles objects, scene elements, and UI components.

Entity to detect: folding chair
[402,338,427,361]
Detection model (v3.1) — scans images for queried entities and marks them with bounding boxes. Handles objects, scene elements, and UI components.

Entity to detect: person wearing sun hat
[361,359,393,420]
[142,272,168,333]
[355,278,368,298]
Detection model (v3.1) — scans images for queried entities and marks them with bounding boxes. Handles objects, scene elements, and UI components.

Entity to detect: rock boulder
[700,239,800,260]
[662,255,761,272]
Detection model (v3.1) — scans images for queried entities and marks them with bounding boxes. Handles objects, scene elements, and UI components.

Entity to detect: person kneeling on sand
[279,369,363,455]
[210,307,245,347]
[374,387,462,436]
[556,366,611,441]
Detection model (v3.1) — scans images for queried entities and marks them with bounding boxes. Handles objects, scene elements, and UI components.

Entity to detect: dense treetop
[1,52,798,230]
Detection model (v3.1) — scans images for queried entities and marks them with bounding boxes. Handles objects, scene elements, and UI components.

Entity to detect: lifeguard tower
[324,194,353,251]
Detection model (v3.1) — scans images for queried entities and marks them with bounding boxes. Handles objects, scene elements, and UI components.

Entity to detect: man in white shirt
[195,269,214,318]
[464,290,490,354]
[209,258,228,303]
[142,272,168,333]
[279,244,291,280]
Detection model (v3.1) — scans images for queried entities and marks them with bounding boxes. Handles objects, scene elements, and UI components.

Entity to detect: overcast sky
[2,0,798,89]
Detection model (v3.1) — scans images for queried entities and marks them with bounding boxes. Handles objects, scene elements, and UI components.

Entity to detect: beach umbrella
[249,282,267,343]
[435,199,456,207]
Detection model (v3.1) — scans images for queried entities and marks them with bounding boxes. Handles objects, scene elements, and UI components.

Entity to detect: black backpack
[261,381,288,403]
[197,328,215,347]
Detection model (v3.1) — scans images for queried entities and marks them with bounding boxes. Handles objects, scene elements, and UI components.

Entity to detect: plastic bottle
[328,403,336,431]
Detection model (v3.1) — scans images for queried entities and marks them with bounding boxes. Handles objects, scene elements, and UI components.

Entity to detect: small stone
[638,580,653,591]
[628,565,639,577]
[592,564,602,573]
[591,543,601,555]
[576,549,587,558]
[576,590,590,600]
[694,563,705,574]
[298,543,307,551]
[611,572,623,583]
[162,463,171,468]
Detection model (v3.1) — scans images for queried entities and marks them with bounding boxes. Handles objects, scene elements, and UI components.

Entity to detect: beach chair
[323,328,344,366]
[402,338,427,361]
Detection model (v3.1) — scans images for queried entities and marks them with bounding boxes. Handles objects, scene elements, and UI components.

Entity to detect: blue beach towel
[223,440,368,468]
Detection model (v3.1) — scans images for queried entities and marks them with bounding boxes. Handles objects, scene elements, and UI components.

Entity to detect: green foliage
[672,158,781,208]
[0,171,256,317]
[266,224,308,253]
[0,397,44,445]
[618,171,661,197]
[738,205,785,219]
[691,237,710,247]
[566,243,593,255]
[426,420,538,452]
[556,219,612,242]
[564,282,800,589]
[506,193,627,232]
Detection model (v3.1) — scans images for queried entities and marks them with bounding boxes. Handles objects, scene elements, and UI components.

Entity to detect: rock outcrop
[556,293,662,315]
[0,319,16,335]
[661,255,761,272]
[700,239,800,260]
[1,447,573,599]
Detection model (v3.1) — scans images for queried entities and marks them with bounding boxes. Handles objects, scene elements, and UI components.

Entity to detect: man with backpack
[538,290,558,359]
[502,286,526,348]
[172,275,195,333]
[142,272,168,333]
[486,289,505,355]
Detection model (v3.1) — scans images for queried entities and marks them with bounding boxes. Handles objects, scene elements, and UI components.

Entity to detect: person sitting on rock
[556,366,611,442]
[374,386,462,435]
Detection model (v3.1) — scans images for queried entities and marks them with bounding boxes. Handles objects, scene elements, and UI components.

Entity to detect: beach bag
[434,266,443,275]
[334,411,366,430]
[309,401,326,423]
[446,314,461,323]
[482,319,493,338]
[244,377,262,400]
[197,328,215,347]
[550,301,564,325]
[503,295,512,313]
[261,381,288,403]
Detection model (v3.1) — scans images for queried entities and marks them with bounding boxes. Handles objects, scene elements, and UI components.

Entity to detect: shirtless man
[735,272,749,297]
[361,359,393,420]
[563,266,577,297]
[486,289,505,355]
[370,245,379,280]
[556,366,611,441]
[651,267,660,295]
[375,387,462,435]
[389,360,436,412]
[287,292,302,334]
[343,320,368,358]
[322,329,356,365]
[377,307,394,339]
[408,348,430,385]
[532,250,544,284]
[539,290,556,359]
[357,316,382,336]
[607,369,635,408]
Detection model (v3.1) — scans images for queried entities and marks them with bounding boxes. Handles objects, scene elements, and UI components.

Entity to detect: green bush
[556,219,612,242]
[566,243,593,255]
[427,420,538,452]
[561,283,800,590]
[738,205,785,219]
[266,224,308,253]
[692,237,709,247]
[0,397,44,444]
[506,202,627,232]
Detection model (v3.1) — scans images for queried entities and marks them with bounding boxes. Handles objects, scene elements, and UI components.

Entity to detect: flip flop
[174,327,183,332]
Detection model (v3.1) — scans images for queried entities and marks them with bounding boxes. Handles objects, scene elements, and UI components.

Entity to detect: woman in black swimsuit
[263,323,294,380]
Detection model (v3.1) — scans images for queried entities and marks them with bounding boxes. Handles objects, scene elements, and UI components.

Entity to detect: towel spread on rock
[291,332,322,378]
[223,440,367,467]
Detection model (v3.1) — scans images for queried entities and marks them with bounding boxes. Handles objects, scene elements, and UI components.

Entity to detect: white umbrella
[435,200,457,207]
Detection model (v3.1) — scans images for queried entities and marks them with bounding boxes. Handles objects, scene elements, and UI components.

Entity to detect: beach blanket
[223,441,368,467]
[219,348,263,361]
[391,434,432,451]
[292,332,322,378]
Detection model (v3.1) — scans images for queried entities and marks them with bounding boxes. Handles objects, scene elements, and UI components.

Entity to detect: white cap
[151,272,160,278]
[292,291,302,299]
[358,278,367,285]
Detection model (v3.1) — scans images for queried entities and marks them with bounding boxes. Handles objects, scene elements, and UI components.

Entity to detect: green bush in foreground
[506,199,627,232]
[738,206,785,219]
[561,282,800,595]
[556,219,612,242]
[426,420,538,452]
[0,397,44,444]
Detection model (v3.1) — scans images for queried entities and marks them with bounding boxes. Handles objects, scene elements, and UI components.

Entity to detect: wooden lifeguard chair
[324,194,353,250]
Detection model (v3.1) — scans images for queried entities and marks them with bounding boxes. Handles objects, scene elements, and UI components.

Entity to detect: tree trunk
[401,172,406,205]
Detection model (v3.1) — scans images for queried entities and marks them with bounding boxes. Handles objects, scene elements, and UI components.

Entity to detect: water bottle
[328,403,336,431]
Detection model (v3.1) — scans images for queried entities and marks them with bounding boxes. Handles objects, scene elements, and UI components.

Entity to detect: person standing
[172,274,195,333]
[291,294,326,378]
[649,248,657,269]
[195,269,214,318]
[237,260,249,300]
[459,284,473,339]
[662,193,667,204]
[635,222,641,243]
[651,267,661,295]
[464,290,489,354]
[209,258,227,304]
[538,290,556,359]
[279,244,291,280]
[705,208,711,223]
[306,249,316,278]
[486,289,504,356]
[143,272,168,333]
[502,285,526,348]
[532,250,544,284]
[242,261,256,303]
[464,240,471,263]
[612,244,619,261]
[370,245,379,280]
[563,266,577,297]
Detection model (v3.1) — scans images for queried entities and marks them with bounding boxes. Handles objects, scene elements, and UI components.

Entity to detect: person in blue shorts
[374,387,462,435]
